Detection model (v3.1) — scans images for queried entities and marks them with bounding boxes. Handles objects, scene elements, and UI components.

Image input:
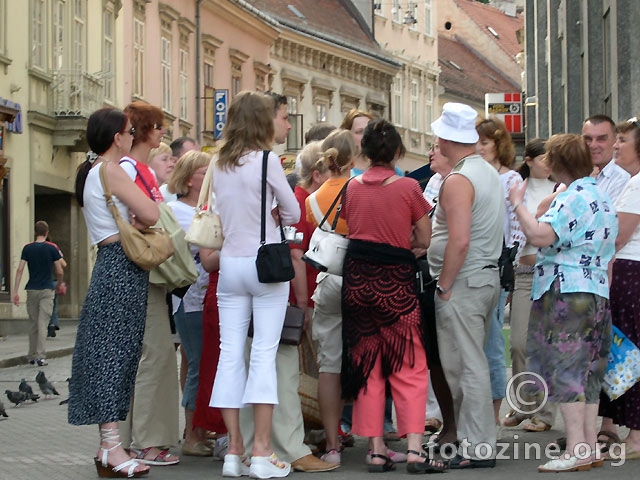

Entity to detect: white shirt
[597,160,630,203]
[212,150,300,257]
[167,200,209,313]
[615,173,640,261]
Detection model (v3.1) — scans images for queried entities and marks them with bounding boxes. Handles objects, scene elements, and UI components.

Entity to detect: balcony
[52,70,103,117]
[50,70,104,149]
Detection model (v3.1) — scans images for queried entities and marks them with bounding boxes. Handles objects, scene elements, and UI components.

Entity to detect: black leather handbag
[248,304,305,346]
[255,151,295,284]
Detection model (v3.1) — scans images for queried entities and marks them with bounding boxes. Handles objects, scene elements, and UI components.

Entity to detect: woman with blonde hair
[165,150,214,457]
[210,91,299,479]
[304,129,356,464]
[149,142,177,202]
[476,116,526,428]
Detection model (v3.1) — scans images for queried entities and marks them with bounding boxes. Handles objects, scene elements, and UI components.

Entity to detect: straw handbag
[298,330,322,431]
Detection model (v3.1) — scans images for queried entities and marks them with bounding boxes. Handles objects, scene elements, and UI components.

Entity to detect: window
[231,64,241,97]
[393,74,402,125]
[424,0,433,37]
[72,0,86,71]
[410,80,418,130]
[133,18,145,97]
[0,0,5,55]
[51,1,65,71]
[204,62,214,89]
[315,104,327,123]
[103,8,115,101]
[425,83,434,133]
[179,48,188,119]
[287,96,298,115]
[392,0,401,23]
[161,36,172,111]
[30,0,46,69]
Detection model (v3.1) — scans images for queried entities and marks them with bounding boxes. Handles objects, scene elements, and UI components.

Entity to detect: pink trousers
[351,332,428,437]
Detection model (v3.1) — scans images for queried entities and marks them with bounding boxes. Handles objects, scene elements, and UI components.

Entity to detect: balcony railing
[52,70,103,117]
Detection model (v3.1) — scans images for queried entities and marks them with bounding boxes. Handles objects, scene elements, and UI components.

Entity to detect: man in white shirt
[582,115,630,202]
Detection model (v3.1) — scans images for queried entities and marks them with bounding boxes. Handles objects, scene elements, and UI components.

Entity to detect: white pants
[210,256,289,408]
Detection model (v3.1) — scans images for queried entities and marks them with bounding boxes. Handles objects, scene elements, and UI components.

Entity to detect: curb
[0,346,74,369]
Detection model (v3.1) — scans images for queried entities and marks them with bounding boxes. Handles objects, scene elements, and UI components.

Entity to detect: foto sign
[485,93,522,133]
[214,90,228,140]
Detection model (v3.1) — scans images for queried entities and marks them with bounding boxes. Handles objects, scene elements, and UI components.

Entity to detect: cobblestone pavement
[1,326,638,479]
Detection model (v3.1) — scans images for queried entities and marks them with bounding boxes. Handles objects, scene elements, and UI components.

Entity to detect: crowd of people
[55,92,640,478]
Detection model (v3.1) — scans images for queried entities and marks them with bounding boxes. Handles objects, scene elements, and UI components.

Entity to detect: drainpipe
[195,0,202,145]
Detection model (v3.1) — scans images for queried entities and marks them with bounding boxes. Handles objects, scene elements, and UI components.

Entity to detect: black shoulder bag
[255,150,296,283]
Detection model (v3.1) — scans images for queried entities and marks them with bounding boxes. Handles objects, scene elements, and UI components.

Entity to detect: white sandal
[94,427,149,478]
[538,455,591,473]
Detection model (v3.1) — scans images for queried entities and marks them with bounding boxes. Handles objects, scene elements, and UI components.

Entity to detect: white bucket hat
[431,102,479,144]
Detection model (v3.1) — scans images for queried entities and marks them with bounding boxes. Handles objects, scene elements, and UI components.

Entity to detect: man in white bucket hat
[427,102,503,469]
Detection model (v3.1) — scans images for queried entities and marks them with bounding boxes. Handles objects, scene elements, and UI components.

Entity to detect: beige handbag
[184,156,224,249]
[99,162,175,271]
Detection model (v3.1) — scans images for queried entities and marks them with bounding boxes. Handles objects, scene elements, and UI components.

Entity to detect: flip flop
[367,453,395,473]
[522,417,552,432]
[424,418,443,434]
[129,447,180,466]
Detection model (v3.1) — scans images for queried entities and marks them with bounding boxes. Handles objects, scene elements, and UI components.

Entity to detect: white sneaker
[249,453,291,479]
[222,454,250,477]
[214,435,229,461]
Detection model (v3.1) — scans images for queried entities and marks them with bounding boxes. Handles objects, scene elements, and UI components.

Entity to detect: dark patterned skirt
[341,239,424,400]
[599,259,640,429]
[68,242,148,425]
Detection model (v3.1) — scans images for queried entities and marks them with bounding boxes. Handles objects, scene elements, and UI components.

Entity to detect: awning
[0,97,22,133]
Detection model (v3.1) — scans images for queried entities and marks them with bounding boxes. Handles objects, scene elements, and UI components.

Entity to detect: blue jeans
[49,294,59,328]
[173,302,203,411]
[484,289,508,400]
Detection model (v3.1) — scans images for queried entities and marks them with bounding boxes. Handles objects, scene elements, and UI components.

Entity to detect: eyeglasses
[153,124,164,131]
[429,144,440,151]
[128,127,136,135]
[628,117,640,129]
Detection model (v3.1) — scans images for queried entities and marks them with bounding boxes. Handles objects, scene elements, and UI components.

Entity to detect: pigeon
[19,378,34,396]
[36,371,59,398]
[25,392,40,403]
[5,390,27,407]
[0,400,8,417]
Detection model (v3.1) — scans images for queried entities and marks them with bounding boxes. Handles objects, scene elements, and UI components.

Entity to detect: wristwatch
[436,283,452,295]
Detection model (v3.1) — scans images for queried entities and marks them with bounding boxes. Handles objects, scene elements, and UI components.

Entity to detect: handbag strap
[260,150,286,244]
[317,178,351,232]
[98,161,126,225]
[197,155,215,210]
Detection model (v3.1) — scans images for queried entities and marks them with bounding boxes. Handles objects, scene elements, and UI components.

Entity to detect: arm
[616,212,640,252]
[535,184,566,218]
[411,214,432,250]
[199,248,220,273]
[12,259,26,306]
[107,162,160,227]
[436,175,473,299]
[290,249,311,329]
[269,155,300,225]
[509,179,558,247]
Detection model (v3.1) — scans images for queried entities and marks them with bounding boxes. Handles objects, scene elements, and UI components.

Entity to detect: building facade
[524,0,640,140]
[0,0,408,325]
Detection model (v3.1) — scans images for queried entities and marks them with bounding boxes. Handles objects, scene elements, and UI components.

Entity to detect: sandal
[406,450,446,474]
[446,453,496,469]
[522,417,551,432]
[95,427,150,478]
[538,455,591,473]
[367,453,396,473]
[502,409,527,427]
[129,447,180,466]
[422,434,460,456]
[597,430,622,458]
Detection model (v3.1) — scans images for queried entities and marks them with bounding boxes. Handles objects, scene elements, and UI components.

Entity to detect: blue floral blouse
[532,176,618,301]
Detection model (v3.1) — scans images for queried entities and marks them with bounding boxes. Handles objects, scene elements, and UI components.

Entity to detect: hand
[55,281,67,295]
[436,289,451,301]
[412,247,427,258]
[12,293,19,306]
[508,178,527,207]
